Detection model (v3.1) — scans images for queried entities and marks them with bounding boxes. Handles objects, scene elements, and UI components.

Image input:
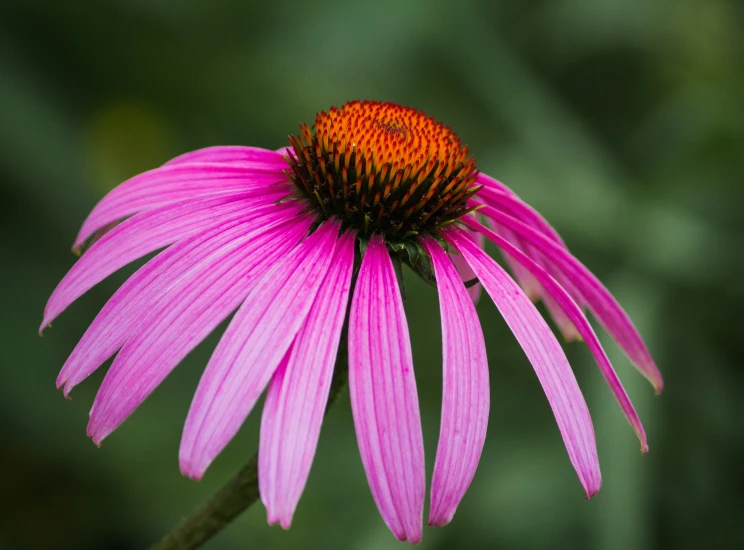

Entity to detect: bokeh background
[2,0,742,548]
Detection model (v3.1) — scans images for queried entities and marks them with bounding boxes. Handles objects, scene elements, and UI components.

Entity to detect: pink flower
[43,100,662,544]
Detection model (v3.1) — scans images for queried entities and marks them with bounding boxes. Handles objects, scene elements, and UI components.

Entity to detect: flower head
[43,100,661,544]
[286,100,480,238]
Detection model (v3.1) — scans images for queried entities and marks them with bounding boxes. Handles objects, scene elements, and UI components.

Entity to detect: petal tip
[407,533,423,545]
[426,513,454,528]
[584,481,602,500]
[56,376,74,399]
[393,531,423,545]
[179,451,206,481]
[389,524,423,544]
[427,499,457,528]
[179,463,204,481]
[267,512,293,530]
[86,422,107,447]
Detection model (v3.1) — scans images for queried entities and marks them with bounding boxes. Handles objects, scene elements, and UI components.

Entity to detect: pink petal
[541,292,582,341]
[421,236,489,527]
[57,204,304,396]
[482,204,582,340]
[179,220,342,480]
[348,237,425,543]
[42,192,288,330]
[475,204,663,393]
[476,172,518,197]
[86,215,314,444]
[446,229,601,498]
[259,230,356,529]
[75,162,290,249]
[488,220,581,341]
[476,186,586,307]
[479,205,581,336]
[488,220,543,301]
[477,184,565,245]
[164,146,287,166]
[465,219,648,452]
[448,226,485,303]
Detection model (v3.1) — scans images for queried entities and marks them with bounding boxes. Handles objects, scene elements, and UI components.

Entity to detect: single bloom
[43,100,662,544]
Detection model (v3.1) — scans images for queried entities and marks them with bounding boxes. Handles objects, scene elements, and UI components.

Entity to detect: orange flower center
[285,100,481,239]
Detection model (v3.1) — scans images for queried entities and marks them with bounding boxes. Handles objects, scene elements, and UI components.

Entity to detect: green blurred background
[2,0,742,548]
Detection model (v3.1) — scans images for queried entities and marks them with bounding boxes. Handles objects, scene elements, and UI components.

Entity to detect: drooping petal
[488,218,581,341]
[164,146,288,167]
[477,184,564,244]
[464,219,648,452]
[477,205,582,337]
[488,220,542,301]
[86,215,314,444]
[475,186,586,307]
[57,203,304,396]
[476,173,519,197]
[421,236,489,527]
[448,225,485,303]
[477,191,585,341]
[447,229,601,498]
[475,204,663,393]
[259,230,356,529]
[75,162,290,248]
[42,192,288,330]
[180,220,341,480]
[348,237,425,543]
[541,291,582,341]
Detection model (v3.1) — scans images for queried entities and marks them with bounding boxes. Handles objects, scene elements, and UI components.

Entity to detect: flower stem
[150,314,351,550]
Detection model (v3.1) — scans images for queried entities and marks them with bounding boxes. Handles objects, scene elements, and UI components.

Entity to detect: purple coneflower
[43,100,662,544]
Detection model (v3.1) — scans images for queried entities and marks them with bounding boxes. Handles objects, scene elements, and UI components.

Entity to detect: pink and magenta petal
[75,162,291,248]
[488,220,543,301]
[164,146,287,167]
[448,225,485,304]
[42,193,287,330]
[86,214,314,444]
[476,173,519,197]
[422,236,489,527]
[476,183,587,308]
[179,220,341,480]
[447,229,601,498]
[475,189,586,330]
[259,230,356,529]
[57,204,304,396]
[464,218,648,452]
[476,204,663,393]
[348,237,425,543]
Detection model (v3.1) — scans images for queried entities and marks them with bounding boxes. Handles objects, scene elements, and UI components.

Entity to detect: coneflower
[43,100,661,544]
